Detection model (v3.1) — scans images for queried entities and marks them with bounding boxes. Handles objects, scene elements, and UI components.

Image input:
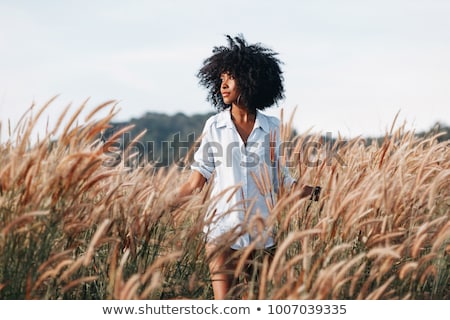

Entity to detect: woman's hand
[299,184,321,201]
[172,170,207,208]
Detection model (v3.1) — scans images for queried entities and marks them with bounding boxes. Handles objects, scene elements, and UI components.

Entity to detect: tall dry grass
[0,99,448,299]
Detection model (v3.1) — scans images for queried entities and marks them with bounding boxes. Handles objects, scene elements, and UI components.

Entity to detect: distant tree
[102,111,214,168]
[416,122,449,142]
[102,113,448,169]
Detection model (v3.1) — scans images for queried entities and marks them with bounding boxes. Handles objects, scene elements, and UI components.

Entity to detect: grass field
[0,100,448,299]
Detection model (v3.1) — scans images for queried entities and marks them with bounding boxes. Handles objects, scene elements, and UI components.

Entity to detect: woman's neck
[230,105,256,146]
[230,105,256,123]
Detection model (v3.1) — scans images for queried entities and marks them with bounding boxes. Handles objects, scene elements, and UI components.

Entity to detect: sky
[0,0,449,142]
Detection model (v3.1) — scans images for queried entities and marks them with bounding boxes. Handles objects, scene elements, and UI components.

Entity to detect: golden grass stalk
[1,100,448,299]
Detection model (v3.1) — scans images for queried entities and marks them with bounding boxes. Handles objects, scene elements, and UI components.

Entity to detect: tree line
[102,111,449,168]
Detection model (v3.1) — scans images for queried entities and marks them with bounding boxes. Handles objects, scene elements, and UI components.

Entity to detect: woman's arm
[176,170,207,205]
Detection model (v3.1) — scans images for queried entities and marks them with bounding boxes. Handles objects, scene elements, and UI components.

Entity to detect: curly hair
[197,34,285,112]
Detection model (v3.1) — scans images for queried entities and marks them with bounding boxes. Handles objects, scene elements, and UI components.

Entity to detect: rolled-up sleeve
[273,126,296,190]
[281,165,296,189]
[191,122,215,181]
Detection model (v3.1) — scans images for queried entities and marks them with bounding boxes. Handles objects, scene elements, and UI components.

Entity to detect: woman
[176,34,318,299]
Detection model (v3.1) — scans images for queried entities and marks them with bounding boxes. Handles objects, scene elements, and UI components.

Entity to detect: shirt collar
[254,110,270,133]
[216,109,233,128]
[216,109,270,133]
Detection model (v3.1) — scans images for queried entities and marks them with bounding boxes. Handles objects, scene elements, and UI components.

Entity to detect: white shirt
[191,109,295,250]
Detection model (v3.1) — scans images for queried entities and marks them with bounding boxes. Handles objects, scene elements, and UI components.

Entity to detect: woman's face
[220,72,240,105]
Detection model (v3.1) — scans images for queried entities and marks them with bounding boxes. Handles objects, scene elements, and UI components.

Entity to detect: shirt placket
[242,129,257,202]
[241,139,248,200]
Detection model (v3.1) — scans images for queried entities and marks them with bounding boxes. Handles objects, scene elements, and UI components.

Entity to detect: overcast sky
[1,0,449,141]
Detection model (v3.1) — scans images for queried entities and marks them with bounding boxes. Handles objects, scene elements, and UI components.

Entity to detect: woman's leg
[242,246,277,299]
[205,244,236,300]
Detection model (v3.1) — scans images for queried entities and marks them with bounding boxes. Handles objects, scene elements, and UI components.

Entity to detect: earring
[236,94,241,105]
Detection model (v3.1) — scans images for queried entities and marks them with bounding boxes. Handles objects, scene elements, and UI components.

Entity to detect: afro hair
[197,34,285,112]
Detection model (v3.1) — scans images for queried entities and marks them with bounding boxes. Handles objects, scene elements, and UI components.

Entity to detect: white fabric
[191,109,296,250]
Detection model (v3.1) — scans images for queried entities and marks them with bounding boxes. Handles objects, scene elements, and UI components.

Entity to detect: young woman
[176,35,318,299]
